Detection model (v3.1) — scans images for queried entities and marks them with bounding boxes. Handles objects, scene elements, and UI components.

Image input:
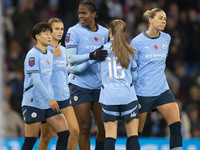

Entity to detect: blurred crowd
[2,0,200,138]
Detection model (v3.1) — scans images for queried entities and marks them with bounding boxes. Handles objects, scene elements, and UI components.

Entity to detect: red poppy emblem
[46,60,49,64]
[154,45,158,50]
[94,36,98,41]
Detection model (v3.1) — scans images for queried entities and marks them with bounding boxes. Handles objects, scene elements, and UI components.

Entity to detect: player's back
[99,41,137,105]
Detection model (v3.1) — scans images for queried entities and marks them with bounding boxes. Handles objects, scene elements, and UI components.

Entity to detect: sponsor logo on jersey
[31,112,37,118]
[154,45,158,50]
[94,36,98,41]
[74,96,78,101]
[29,57,35,67]
[65,33,71,43]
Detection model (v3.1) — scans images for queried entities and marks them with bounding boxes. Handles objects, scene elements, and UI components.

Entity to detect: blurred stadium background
[0,0,200,149]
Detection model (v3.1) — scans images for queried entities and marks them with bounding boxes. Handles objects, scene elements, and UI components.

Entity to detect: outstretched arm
[67,45,107,65]
[67,60,97,74]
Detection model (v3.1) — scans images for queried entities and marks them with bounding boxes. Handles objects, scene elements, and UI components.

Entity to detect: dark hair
[79,0,97,16]
[110,19,135,69]
[32,22,52,40]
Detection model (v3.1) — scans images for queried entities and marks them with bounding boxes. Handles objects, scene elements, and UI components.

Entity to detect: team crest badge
[162,44,166,49]
[102,37,105,44]
[29,57,35,67]
[65,33,71,43]
[31,112,37,118]
[74,96,78,101]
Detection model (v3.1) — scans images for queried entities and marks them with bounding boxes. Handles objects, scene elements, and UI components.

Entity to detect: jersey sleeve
[25,52,40,74]
[31,73,52,101]
[67,60,97,74]
[47,45,54,54]
[130,39,139,62]
[130,56,137,81]
[65,28,89,65]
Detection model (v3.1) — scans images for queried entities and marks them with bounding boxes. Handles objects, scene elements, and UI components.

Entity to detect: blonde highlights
[143,8,164,22]
[110,19,135,69]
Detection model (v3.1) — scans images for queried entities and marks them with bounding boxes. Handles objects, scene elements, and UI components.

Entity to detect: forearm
[67,60,97,74]
[31,73,52,101]
[67,47,90,65]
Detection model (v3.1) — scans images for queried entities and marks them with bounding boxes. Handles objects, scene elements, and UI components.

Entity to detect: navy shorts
[22,106,61,123]
[58,98,71,109]
[102,101,139,121]
[69,83,100,106]
[137,90,175,113]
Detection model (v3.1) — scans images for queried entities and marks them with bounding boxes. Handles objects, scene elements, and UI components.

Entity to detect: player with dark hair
[65,0,108,149]
[38,18,79,150]
[99,19,140,150]
[130,8,182,150]
[21,22,68,150]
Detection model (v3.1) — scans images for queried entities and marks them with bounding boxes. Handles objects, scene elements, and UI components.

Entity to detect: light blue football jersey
[130,30,170,96]
[99,41,137,105]
[47,45,70,101]
[22,46,53,109]
[65,22,108,89]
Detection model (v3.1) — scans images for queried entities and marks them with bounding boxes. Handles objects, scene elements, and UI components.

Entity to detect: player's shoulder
[67,23,80,32]
[133,32,145,42]
[98,24,108,32]
[60,45,67,51]
[160,31,171,41]
[26,46,38,56]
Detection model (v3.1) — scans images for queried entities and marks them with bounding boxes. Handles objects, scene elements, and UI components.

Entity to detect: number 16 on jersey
[106,57,125,79]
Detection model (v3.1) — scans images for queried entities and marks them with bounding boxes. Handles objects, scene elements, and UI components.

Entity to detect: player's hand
[48,99,60,112]
[53,43,61,58]
[89,45,108,61]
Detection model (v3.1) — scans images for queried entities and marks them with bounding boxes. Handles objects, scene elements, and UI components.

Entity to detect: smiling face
[51,22,64,41]
[149,11,167,31]
[78,4,96,27]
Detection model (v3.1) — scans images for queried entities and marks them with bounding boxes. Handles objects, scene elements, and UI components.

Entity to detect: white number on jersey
[106,57,125,79]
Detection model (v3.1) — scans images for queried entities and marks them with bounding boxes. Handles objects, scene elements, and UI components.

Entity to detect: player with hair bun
[130,8,182,150]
